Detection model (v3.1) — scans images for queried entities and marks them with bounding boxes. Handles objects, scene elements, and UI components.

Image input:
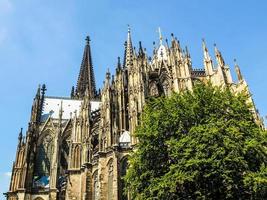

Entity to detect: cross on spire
[85,36,90,45]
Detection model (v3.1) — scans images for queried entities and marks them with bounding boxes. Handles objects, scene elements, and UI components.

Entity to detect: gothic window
[73,145,80,168]
[35,133,53,176]
[107,159,114,200]
[93,170,99,200]
[17,149,24,168]
[119,157,129,200]
[60,132,70,175]
[13,170,20,190]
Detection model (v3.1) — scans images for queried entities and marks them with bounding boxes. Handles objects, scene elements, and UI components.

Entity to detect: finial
[234,58,243,81]
[202,38,207,46]
[36,84,41,97]
[139,41,142,49]
[106,68,111,80]
[214,43,219,54]
[41,84,47,96]
[19,128,23,136]
[85,36,90,45]
[234,58,237,63]
[59,100,63,120]
[127,24,131,33]
[158,27,163,45]
[117,56,121,70]
[71,86,75,98]
[18,128,23,143]
[185,46,190,58]
[202,38,209,52]
[165,38,169,48]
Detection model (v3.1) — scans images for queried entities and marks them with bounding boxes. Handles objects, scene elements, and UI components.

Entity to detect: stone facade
[5,28,262,200]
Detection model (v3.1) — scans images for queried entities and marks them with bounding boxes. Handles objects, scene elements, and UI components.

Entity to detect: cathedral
[5,27,262,200]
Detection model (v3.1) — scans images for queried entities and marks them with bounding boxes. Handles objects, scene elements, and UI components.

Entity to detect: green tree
[125,83,267,200]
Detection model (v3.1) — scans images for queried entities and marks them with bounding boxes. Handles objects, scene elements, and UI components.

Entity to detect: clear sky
[0,0,267,197]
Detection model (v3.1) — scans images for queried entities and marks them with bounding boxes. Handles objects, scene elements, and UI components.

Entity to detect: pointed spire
[185,46,191,59]
[124,25,134,68]
[202,38,211,61]
[70,86,75,98]
[76,35,96,99]
[202,39,213,76]
[41,84,46,97]
[116,56,121,70]
[153,41,156,54]
[106,68,111,80]
[171,33,176,48]
[214,43,225,66]
[165,38,169,49]
[138,41,144,57]
[59,100,63,122]
[36,85,41,98]
[105,68,111,87]
[18,128,23,144]
[158,27,163,45]
[234,59,243,81]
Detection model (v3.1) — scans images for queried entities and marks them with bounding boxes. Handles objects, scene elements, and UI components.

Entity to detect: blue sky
[0,0,267,196]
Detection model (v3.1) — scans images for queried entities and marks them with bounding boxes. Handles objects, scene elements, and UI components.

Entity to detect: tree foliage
[125,83,267,200]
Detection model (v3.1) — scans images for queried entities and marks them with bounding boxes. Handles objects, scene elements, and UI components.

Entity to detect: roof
[40,97,101,122]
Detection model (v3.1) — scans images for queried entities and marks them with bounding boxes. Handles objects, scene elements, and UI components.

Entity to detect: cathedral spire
[124,25,134,68]
[76,36,96,99]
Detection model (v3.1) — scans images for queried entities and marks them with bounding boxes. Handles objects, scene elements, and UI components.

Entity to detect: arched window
[73,145,80,168]
[119,157,129,200]
[93,170,99,200]
[60,132,70,174]
[35,133,53,176]
[107,159,114,200]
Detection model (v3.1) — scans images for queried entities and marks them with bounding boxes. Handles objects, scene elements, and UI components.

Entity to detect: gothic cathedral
[5,28,262,200]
